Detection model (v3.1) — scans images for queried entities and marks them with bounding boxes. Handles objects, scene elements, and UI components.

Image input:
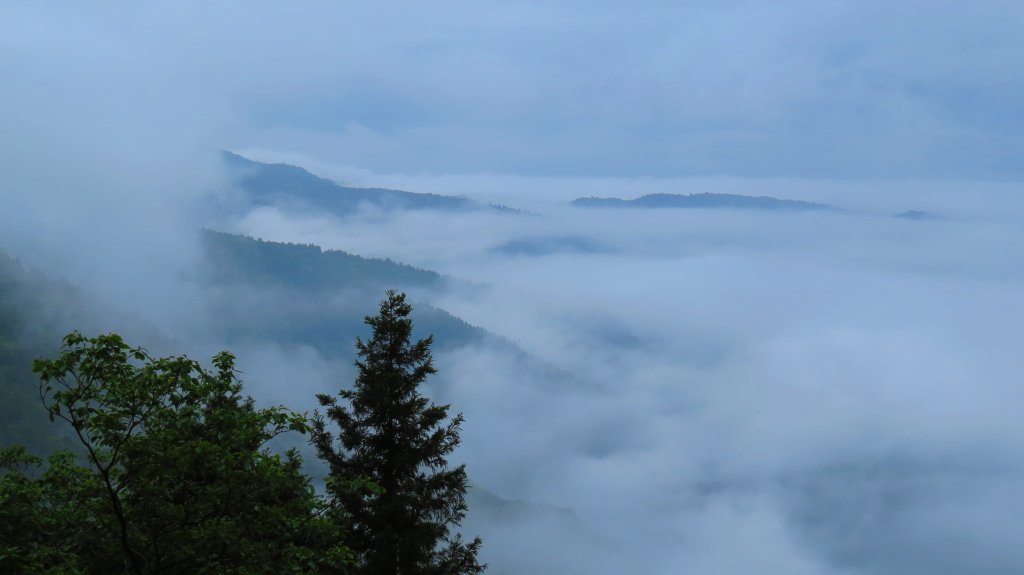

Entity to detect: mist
[223,180,1024,574]
[3,2,1024,573]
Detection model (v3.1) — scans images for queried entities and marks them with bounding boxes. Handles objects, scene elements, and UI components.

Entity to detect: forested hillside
[0,232,490,455]
[0,235,552,574]
[202,229,443,291]
[200,230,487,355]
[225,152,517,216]
[0,252,85,454]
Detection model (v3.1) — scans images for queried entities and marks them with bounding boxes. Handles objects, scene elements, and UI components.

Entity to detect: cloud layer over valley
[227,178,1024,574]
[3,2,1023,573]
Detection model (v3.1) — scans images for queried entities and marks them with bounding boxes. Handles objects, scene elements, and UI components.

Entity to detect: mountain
[0,249,192,454]
[201,229,444,292]
[0,231,547,453]
[199,230,486,354]
[223,151,519,216]
[571,192,836,211]
[197,230,580,412]
[490,235,612,257]
[0,252,98,454]
[893,210,940,221]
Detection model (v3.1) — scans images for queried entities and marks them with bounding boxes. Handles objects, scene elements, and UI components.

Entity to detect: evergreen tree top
[313,290,485,575]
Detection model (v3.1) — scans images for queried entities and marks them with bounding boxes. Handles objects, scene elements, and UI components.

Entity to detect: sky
[3,1,1023,180]
[3,2,1024,574]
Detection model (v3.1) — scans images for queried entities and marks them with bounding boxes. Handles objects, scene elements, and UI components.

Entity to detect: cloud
[231,0,1024,178]
[229,176,1024,573]
[5,1,1023,179]
[0,2,236,335]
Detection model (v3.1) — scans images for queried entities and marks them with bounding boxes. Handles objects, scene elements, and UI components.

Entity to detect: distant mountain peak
[221,151,521,216]
[571,192,835,211]
[893,210,940,221]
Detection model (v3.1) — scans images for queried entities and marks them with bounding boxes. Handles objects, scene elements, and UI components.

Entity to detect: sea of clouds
[225,174,1024,575]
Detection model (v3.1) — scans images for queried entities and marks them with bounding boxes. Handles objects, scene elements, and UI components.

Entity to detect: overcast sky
[3,1,1022,180]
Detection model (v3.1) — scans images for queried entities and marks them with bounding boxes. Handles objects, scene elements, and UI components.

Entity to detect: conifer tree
[312,290,484,575]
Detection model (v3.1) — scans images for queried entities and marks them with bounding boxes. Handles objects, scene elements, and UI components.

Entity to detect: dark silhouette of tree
[312,290,484,575]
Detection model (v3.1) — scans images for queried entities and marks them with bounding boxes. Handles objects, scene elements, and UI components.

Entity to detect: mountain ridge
[223,151,520,216]
[571,192,837,211]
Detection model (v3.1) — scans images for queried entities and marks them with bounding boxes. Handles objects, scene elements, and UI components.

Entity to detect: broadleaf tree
[28,331,351,575]
[0,445,100,574]
[312,290,485,575]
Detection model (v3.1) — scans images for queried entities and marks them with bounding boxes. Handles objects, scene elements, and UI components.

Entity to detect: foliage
[0,446,99,574]
[312,290,484,575]
[25,331,350,574]
[0,256,493,573]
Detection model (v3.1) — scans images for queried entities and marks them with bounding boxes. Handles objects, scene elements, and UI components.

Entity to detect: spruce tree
[312,290,484,575]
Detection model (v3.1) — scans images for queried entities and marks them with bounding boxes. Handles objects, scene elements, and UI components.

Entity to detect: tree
[0,445,98,574]
[30,332,351,574]
[312,291,484,575]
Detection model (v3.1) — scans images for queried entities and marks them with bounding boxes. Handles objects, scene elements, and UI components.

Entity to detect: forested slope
[0,252,83,453]
[200,230,487,355]
[225,152,518,216]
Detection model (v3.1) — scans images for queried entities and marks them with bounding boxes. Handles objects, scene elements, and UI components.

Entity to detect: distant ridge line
[570,192,836,211]
[223,151,522,215]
